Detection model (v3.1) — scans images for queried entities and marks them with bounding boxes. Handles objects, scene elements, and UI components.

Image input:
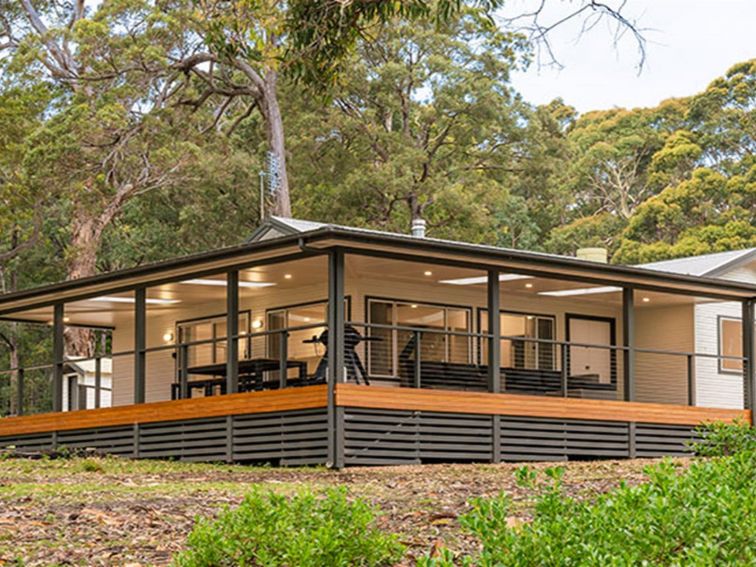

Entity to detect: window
[367,299,472,377]
[719,316,743,373]
[177,312,250,367]
[267,299,350,374]
[480,310,556,371]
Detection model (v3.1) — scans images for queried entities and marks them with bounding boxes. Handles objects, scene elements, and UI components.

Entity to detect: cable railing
[347,321,747,406]
[0,319,749,416]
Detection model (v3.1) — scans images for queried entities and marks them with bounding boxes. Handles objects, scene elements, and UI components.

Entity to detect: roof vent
[577,247,608,263]
[411,218,427,238]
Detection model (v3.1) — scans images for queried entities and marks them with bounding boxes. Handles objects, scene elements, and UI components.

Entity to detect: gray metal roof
[637,248,756,277]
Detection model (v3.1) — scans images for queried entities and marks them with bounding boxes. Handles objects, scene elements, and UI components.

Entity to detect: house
[638,248,756,410]
[0,218,753,467]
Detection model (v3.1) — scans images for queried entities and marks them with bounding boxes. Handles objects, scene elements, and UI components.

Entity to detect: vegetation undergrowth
[172,487,405,567]
[422,421,756,566]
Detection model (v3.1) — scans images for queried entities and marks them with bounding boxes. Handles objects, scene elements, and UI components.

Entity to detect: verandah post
[487,270,501,464]
[622,287,635,402]
[134,287,146,404]
[327,248,345,469]
[742,299,755,411]
[52,303,64,412]
[226,269,240,394]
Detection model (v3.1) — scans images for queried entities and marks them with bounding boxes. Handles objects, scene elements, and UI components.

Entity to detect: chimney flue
[411,218,426,238]
[576,247,608,263]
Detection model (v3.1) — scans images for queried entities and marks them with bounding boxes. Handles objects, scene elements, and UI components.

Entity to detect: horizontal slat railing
[334,384,751,427]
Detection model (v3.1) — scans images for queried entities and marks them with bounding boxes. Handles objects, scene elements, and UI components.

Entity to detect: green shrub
[691,419,756,457]
[424,452,756,566]
[173,488,404,567]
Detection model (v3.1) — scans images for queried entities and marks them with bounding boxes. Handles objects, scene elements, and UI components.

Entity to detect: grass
[0,455,682,566]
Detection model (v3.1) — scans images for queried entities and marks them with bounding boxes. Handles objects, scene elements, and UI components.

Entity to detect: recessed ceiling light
[424,270,433,276]
[539,286,621,297]
[642,297,651,303]
[181,278,274,289]
[524,283,534,289]
[411,304,418,308]
[284,274,293,280]
[92,296,180,305]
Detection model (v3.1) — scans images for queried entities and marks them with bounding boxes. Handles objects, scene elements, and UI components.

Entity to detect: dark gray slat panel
[233,426,328,441]
[345,432,423,443]
[234,432,329,447]
[348,424,490,438]
[501,443,569,455]
[417,451,490,461]
[58,428,134,442]
[344,413,416,423]
[344,421,416,433]
[233,410,327,427]
[233,422,329,438]
[502,439,567,450]
[139,422,227,435]
[636,423,695,432]
[636,435,695,445]
[564,439,629,449]
[563,424,629,435]
[138,438,229,452]
[344,457,420,466]
[565,431,630,445]
[349,440,490,452]
[345,449,420,459]
[139,421,228,436]
[58,433,134,447]
[231,421,328,437]
[345,407,415,416]
[417,416,492,427]
[233,446,328,460]
[636,442,692,452]
[346,448,424,459]
[637,435,697,444]
[139,447,229,459]
[565,448,629,457]
[236,438,331,452]
[636,427,695,437]
[139,432,228,446]
[0,436,53,448]
[501,453,568,462]
[501,428,566,440]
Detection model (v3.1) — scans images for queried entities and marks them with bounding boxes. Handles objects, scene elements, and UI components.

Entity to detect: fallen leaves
[0,456,679,566]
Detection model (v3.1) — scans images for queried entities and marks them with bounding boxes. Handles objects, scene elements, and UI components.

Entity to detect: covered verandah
[0,225,753,466]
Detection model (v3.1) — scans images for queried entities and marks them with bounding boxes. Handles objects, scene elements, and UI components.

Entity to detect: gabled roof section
[247,216,328,242]
[637,248,756,279]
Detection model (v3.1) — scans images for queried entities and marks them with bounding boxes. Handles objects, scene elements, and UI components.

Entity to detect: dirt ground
[0,455,679,566]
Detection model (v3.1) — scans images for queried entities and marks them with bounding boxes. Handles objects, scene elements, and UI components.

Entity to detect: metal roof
[637,248,756,278]
[0,218,755,315]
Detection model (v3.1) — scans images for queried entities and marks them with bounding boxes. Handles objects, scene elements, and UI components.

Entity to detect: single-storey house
[0,217,753,467]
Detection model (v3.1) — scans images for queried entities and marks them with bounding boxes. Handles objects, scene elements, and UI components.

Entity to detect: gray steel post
[742,300,755,411]
[327,249,345,469]
[52,303,64,412]
[226,270,240,394]
[622,288,635,402]
[134,287,146,404]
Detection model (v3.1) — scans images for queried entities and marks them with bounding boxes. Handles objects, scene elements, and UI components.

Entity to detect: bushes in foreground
[423,422,756,566]
[175,422,755,566]
[172,488,404,567]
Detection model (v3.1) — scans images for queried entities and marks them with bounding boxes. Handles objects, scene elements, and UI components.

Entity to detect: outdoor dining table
[171,358,308,399]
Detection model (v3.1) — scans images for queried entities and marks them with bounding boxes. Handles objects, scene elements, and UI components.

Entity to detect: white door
[568,318,613,383]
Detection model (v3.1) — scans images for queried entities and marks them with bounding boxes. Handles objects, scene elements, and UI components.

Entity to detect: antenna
[266,151,281,197]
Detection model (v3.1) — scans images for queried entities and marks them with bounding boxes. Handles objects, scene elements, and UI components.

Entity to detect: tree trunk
[260,69,292,218]
[64,213,100,358]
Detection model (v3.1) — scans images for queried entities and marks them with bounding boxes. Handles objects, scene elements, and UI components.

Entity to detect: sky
[500,0,756,113]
